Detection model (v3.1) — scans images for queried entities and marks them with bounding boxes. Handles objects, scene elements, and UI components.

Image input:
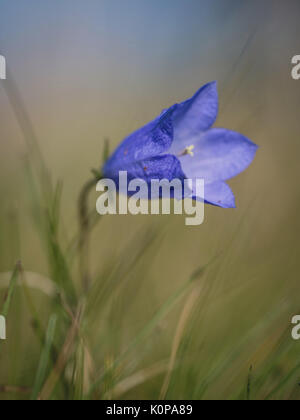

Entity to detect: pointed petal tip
[204,199,236,209]
[193,181,237,209]
[209,80,218,88]
[213,198,236,209]
[199,80,218,95]
[246,137,259,150]
[172,81,219,144]
[202,80,217,87]
[242,136,259,165]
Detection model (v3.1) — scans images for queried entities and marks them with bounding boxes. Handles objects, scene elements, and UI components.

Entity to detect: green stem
[78,177,100,293]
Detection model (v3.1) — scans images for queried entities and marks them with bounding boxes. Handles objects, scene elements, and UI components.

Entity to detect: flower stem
[78,176,101,293]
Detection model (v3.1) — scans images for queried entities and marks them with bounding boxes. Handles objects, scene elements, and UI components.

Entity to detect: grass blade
[1,262,20,318]
[247,365,253,401]
[31,314,58,400]
[265,362,300,401]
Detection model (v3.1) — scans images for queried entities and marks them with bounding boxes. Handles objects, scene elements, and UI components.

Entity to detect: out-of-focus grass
[1,0,300,401]
[0,79,300,399]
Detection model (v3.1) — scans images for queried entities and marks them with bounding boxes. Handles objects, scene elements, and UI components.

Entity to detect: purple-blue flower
[103,82,258,208]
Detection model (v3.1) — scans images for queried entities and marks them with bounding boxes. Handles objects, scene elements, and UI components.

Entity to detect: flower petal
[180,128,258,183]
[193,181,236,208]
[171,81,218,152]
[103,105,177,175]
[104,154,186,189]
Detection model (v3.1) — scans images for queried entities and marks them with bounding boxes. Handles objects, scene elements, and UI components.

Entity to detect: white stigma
[178,145,195,157]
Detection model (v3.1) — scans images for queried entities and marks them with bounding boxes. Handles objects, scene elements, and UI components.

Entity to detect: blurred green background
[0,0,300,400]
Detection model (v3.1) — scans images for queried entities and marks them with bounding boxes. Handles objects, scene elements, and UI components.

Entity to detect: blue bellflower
[102,82,258,208]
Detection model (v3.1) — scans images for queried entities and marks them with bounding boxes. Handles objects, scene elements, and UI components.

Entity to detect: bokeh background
[0,0,300,400]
